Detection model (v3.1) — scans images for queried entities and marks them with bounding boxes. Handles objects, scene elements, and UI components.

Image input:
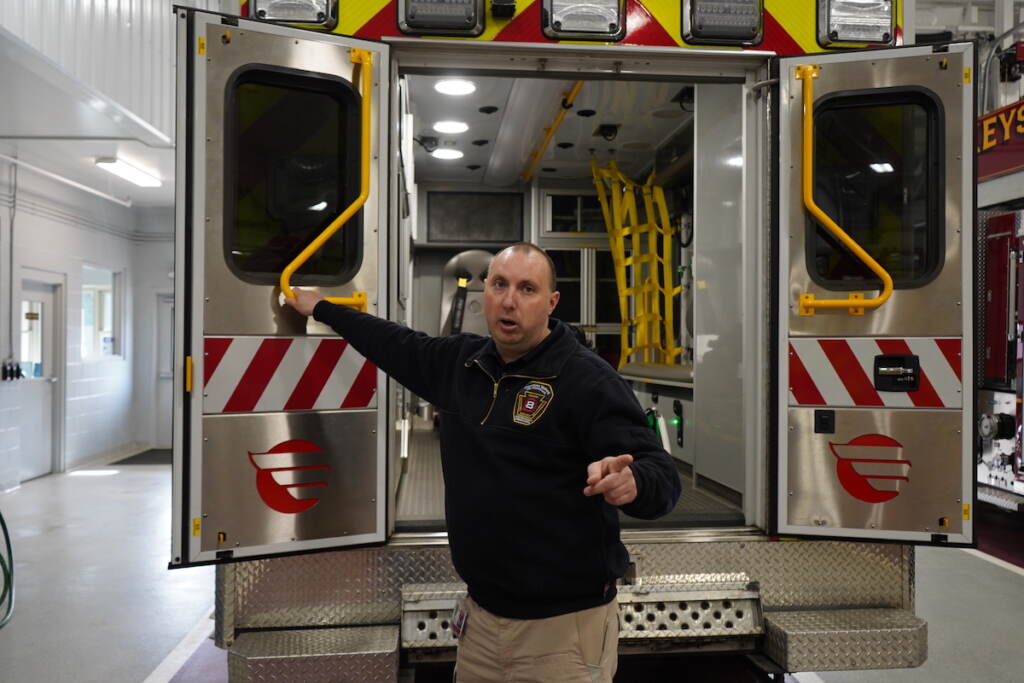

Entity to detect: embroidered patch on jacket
[512,382,554,426]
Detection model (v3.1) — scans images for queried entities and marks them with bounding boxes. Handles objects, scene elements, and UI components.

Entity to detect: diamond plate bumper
[227,625,398,682]
[763,608,926,672]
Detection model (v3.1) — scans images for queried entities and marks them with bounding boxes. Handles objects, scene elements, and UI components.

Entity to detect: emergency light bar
[683,0,764,46]
[542,0,626,41]
[250,0,334,24]
[818,0,895,46]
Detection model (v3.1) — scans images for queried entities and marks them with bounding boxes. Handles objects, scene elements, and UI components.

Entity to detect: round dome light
[434,79,476,96]
[432,149,464,160]
[433,120,469,134]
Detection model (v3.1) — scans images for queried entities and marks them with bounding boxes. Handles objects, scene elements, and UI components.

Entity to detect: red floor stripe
[788,343,825,405]
[876,339,945,407]
[341,361,377,409]
[819,339,883,406]
[935,338,963,382]
[283,340,348,411]
[203,337,233,387]
[223,339,293,413]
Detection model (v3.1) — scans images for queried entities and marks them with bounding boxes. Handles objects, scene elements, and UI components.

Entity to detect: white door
[19,281,57,481]
[155,294,174,449]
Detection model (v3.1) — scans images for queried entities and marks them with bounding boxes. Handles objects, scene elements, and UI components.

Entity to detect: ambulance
[171,1,975,678]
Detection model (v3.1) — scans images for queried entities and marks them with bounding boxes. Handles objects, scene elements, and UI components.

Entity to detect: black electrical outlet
[814,409,835,434]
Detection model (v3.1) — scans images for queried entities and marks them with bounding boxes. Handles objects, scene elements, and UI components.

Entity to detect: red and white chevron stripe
[202,337,377,414]
[789,338,962,408]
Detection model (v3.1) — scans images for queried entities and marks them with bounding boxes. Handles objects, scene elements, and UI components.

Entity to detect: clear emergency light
[398,0,485,36]
[250,0,334,25]
[682,0,764,46]
[542,0,626,41]
[818,0,895,46]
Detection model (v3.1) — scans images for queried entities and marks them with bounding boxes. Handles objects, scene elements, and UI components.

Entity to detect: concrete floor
[0,462,213,683]
[1,461,1023,682]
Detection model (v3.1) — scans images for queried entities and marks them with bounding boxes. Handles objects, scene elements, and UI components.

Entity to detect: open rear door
[172,8,390,565]
[773,44,975,544]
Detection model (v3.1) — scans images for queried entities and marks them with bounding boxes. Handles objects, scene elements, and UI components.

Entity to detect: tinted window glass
[226,68,361,285]
[808,90,943,289]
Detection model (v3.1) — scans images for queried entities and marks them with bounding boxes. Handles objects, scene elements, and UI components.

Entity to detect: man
[287,242,680,682]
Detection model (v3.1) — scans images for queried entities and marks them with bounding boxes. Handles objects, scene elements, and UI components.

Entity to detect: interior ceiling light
[432,149,464,160]
[95,157,162,188]
[433,121,469,134]
[725,156,744,167]
[870,162,894,173]
[435,79,477,96]
[819,0,894,45]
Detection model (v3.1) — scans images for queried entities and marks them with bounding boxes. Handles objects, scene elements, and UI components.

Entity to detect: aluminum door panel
[201,21,385,336]
[779,50,967,338]
[787,408,964,535]
[201,410,378,552]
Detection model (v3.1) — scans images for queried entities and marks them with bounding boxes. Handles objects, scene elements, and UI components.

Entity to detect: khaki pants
[454,597,620,683]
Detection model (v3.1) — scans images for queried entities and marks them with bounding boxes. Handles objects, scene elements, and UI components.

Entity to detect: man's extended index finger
[609,454,634,473]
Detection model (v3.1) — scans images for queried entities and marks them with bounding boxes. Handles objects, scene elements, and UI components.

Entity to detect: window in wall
[807,89,943,290]
[226,67,362,285]
[546,249,581,324]
[547,193,606,234]
[20,301,43,377]
[82,266,120,359]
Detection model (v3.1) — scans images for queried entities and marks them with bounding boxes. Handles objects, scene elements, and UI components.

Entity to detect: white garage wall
[0,165,149,480]
[0,0,234,139]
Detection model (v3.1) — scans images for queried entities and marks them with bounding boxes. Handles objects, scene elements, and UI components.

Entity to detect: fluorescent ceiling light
[432,149,464,160]
[433,121,469,134]
[68,469,120,477]
[870,162,894,173]
[308,201,328,211]
[435,79,476,96]
[725,156,744,167]
[96,158,162,188]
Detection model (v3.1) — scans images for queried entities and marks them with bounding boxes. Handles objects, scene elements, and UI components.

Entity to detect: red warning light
[828,434,911,504]
[247,439,331,514]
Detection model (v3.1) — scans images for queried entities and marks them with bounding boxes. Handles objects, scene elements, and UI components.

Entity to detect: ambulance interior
[393,72,748,532]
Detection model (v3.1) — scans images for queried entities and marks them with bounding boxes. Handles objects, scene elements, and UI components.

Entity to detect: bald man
[288,242,680,682]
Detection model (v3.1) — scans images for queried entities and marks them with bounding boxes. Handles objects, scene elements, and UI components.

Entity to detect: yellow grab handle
[280,48,373,313]
[795,64,893,317]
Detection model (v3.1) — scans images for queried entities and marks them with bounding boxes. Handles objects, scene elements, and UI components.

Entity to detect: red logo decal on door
[828,434,911,504]
[247,439,330,514]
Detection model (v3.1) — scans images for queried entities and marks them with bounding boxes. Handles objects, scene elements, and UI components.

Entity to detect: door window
[225,67,362,285]
[807,89,944,290]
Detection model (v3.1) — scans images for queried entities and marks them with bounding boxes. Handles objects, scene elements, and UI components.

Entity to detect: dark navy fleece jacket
[313,301,681,619]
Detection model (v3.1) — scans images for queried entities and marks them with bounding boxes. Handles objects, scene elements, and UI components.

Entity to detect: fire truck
[171,1,975,679]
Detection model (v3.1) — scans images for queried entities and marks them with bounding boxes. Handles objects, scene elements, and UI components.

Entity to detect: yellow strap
[521,81,584,182]
[280,48,374,313]
[794,64,893,317]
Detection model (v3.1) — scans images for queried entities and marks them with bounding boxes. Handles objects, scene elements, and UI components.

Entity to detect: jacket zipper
[472,360,555,426]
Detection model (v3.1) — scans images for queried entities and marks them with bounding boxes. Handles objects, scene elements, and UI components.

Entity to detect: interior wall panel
[0,0,227,139]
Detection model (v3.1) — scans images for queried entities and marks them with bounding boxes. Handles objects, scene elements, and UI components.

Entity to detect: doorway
[19,278,63,481]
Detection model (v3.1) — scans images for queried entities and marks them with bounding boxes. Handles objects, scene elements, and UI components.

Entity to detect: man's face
[484,249,560,363]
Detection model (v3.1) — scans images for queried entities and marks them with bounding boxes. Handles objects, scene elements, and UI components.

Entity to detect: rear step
[764,608,926,672]
[227,625,398,682]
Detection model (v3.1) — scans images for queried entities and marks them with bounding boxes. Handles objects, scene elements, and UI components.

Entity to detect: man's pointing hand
[583,454,637,507]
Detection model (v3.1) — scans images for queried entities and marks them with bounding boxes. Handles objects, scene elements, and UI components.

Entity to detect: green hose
[0,506,12,629]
